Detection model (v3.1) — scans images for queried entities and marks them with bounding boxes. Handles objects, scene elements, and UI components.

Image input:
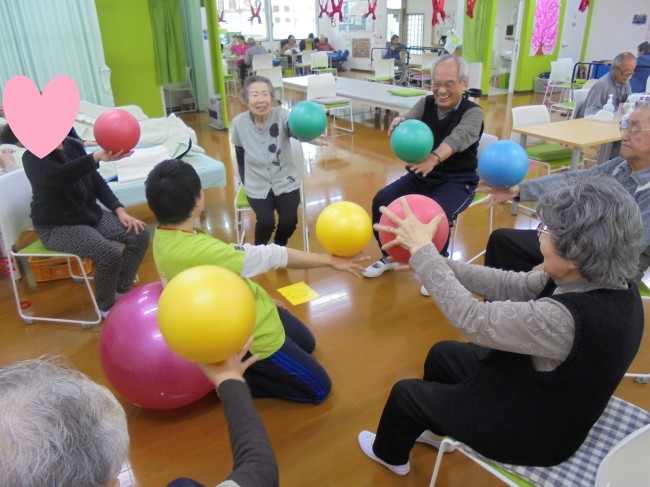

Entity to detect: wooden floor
[1,74,649,487]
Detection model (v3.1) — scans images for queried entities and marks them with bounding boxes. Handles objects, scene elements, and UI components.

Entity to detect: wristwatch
[432,151,442,164]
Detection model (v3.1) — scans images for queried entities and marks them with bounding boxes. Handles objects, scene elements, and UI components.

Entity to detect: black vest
[417,95,483,177]
[445,283,643,466]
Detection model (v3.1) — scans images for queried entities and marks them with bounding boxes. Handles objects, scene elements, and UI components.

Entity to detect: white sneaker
[358,431,410,476]
[420,285,430,296]
[415,430,455,452]
[362,257,399,278]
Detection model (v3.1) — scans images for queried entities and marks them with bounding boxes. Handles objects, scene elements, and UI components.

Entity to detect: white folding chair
[510,105,574,173]
[255,66,284,101]
[429,396,650,487]
[310,51,336,75]
[448,133,498,263]
[570,88,589,120]
[0,169,101,327]
[364,59,395,83]
[294,52,312,76]
[233,140,309,251]
[252,54,274,72]
[543,61,572,108]
[306,73,354,135]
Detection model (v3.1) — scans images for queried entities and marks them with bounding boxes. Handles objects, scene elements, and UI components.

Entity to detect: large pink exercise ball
[93,108,141,153]
[478,140,529,188]
[378,194,449,264]
[99,282,214,410]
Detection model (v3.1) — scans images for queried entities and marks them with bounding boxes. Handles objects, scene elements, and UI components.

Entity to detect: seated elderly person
[359,175,643,475]
[631,41,650,94]
[0,346,278,486]
[575,52,636,118]
[483,102,650,281]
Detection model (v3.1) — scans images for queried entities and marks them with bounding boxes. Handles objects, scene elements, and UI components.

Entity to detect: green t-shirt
[153,228,285,359]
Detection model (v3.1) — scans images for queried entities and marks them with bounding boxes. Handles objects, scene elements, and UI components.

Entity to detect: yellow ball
[315,201,373,257]
[157,265,256,363]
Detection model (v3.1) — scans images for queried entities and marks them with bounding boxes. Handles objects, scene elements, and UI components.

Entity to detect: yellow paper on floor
[277,282,320,305]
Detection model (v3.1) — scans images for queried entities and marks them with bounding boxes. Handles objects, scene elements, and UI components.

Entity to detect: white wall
[316,0,463,71]
[584,0,649,61]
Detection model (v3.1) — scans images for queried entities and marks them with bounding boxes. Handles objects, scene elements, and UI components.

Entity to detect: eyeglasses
[536,221,552,238]
[620,125,650,137]
[615,66,635,78]
[432,80,459,90]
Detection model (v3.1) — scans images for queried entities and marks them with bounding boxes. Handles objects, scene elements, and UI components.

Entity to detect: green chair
[511,105,576,174]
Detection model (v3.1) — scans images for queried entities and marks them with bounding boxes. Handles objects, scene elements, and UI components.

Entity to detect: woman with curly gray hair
[358,176,644,475]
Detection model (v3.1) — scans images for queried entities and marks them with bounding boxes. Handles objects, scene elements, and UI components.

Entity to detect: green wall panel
[95,0,164,117]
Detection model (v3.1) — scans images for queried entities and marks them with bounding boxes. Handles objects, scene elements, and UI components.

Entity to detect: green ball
[390,119,435,163]
[288,101,327,141]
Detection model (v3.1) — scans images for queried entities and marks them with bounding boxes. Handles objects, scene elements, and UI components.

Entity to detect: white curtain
[0,0,114,106]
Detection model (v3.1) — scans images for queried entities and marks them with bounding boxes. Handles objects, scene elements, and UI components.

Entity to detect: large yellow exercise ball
[315,201,373,257]
[157,265,256,363]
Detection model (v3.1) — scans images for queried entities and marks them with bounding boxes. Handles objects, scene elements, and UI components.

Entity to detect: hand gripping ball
[288,101,327,141]
[478,140,529,188]
[390,119,434,163]
[93,108,141,153]
[157,265,256,363]
[378,194,450,264]
[315,201,373,257]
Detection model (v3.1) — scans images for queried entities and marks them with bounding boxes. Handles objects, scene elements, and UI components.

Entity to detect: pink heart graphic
[2,75,80,159]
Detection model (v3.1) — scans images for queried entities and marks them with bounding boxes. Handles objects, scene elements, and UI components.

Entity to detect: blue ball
[478,140,529,188]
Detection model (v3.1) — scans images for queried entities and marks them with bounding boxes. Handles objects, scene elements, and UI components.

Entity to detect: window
[220,0,269,42]
[270,0,316,41]
[217,1,316,43]
[406,13,424,54]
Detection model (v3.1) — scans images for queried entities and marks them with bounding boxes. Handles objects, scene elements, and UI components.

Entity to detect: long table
[511,118,621,171]
[282,76,427,114]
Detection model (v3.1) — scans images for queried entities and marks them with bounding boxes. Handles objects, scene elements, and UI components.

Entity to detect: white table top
[282,76,428,114]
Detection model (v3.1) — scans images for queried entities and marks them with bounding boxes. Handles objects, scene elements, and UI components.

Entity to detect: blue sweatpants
[244,308,332,404]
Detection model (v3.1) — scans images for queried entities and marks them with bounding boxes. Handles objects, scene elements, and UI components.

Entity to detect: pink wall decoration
[530,0,560,56]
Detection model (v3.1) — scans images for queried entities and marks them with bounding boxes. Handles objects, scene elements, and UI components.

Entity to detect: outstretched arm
[200,340,279,487]
[285,247,368,277]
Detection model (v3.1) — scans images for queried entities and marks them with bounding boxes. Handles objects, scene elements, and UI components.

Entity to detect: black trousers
[483,228,542,272]
[247,188,301,246]
[372,341,490,465]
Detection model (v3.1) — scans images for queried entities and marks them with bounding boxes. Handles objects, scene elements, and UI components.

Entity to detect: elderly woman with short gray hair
[359,176,644,475]
[230,75,301,246]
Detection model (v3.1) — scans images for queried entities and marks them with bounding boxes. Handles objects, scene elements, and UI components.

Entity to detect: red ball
[93,108,141,153]
[378,194,450,264]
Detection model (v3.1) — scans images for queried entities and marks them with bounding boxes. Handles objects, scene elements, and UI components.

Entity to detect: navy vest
[418,95,483,176]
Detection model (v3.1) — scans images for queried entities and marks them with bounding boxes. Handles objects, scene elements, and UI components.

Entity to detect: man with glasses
[481,103,650,282]
[574,52,636,119]
[363,54,484,280]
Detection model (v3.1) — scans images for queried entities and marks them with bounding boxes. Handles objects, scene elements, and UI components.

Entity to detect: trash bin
[208,95,224,130]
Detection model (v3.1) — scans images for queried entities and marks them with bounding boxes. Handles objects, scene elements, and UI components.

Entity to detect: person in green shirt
[145,159,365,403]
